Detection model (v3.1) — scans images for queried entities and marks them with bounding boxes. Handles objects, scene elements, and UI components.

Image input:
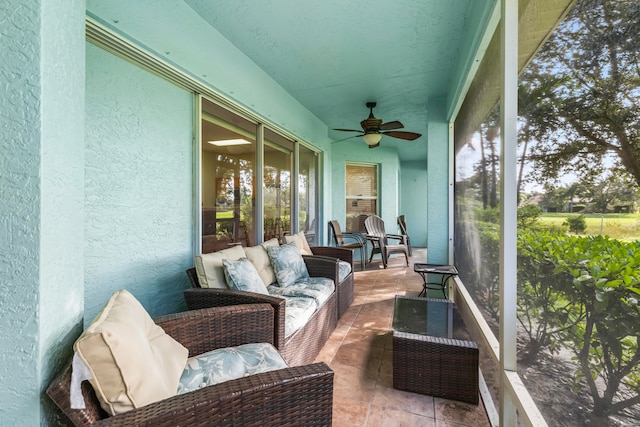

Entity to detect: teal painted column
[426,99,450,264]
[0,1,85,424]
[400,161,429,248]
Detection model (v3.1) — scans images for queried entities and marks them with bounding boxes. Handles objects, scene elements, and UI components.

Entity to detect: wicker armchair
[47,304,334,426]
[185,253,342,366]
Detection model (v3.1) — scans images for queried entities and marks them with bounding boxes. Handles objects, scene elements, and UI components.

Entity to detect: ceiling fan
[332,102,422,148]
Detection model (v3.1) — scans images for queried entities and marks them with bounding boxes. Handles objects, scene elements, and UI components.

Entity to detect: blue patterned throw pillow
[222,258,269,295]
[177,343,289,394]
[266,242,310,287]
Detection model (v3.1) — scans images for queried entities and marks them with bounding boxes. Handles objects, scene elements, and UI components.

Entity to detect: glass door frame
[195,94,322,252]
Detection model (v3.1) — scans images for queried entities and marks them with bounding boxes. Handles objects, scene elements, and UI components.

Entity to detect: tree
[585,172,639,213]
[523,0,640,187]
[479,109,500,209]
[540,184,569,212]
[540,183,588,212]
[517,69,564,202]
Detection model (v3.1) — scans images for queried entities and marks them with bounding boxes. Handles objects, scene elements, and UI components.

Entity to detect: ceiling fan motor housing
[361,117,383,133]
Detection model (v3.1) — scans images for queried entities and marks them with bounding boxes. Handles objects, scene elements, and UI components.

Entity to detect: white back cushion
[194,245,246,288]
[284,231,313,255]
[244,238,279,286]
[74,290,188,415]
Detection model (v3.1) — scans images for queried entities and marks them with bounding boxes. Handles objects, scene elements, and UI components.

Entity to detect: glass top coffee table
[392,295,479,404]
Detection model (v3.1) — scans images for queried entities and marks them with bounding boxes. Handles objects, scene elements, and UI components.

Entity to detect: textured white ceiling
[185,0,484,160]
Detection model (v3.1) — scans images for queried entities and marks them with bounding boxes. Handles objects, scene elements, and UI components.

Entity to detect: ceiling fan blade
[331,134,363,144]
[333,128,363,133]
[382,131,421,141]
[380,121,404,131]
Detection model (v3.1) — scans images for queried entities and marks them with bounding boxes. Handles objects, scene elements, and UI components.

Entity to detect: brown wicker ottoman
[392,296,479,404]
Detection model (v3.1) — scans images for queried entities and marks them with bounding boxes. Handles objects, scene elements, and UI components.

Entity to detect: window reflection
[299,145,318,245]
[201,98,256,252]
[454,105,501,412]
[455,107,501,329]
[200,98,320,252]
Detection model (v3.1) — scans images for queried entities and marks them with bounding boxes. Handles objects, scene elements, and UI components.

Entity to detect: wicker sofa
[305,245,355,317]
[47,303,334,426]
[184,239,354,366]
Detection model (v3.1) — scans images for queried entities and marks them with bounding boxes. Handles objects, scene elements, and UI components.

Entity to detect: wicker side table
[392,296,479,404]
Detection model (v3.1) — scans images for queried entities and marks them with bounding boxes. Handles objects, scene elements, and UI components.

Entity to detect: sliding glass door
[299,144,319,245]
[263,129,293,242]
[199,96,319,252]
[200,98,256,252]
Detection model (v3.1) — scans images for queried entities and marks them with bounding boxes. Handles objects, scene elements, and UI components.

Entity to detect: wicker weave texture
[184,287,287,348]
[310,246,353,267]
[336,274,354,317]
[305,251,354,318]
[46,305,334,426]
[280,292,338,366]
[187,246,355,319]
[303,252,353,318]
[185,251,352,366]
[393,331,479,404]
[185,288,338,366]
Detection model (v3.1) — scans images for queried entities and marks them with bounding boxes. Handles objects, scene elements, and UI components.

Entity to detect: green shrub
[535,222,567,233]
[518,204,543,228]
[474,206,500,223]
[563,214,587,233]
[465,222,640,418]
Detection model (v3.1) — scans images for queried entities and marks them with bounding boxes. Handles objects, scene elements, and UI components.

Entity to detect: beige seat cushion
[194,245,246,288]
[74,290,188,416]
[244,238,279,286]
[284,231,313,255]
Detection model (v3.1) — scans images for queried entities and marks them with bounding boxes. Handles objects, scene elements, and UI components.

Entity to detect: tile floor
[314,248,491,427]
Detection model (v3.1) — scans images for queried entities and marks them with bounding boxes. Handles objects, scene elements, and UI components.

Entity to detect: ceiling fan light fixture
[362,133,382,146]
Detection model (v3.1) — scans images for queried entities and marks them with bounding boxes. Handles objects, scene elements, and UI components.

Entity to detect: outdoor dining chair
[397,214,413,256]
[329,220,366,270]
[364,215,409,268]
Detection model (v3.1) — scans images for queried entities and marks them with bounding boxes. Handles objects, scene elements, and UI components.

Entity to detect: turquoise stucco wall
[86,0,334,244]
[0,2,453,424]
[84,43,194,323]
[427,99,451,264]
[399,161,429,248]
[0,0,85,425]
[331,143,401,231]
[331,114,449,257]
[0,4,42,423]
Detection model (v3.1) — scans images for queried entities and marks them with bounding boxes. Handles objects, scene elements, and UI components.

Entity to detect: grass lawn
[216,210,234,219]
[539,212,640,241]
